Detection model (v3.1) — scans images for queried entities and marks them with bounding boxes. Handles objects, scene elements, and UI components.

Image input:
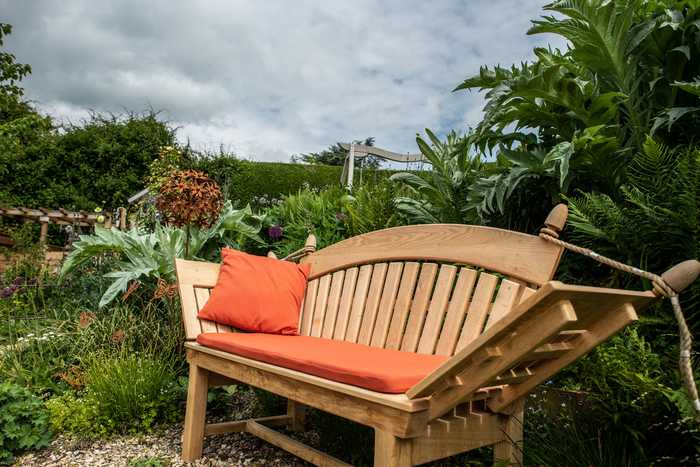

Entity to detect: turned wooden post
[304,233,317,253]
[117,207,127,230]
[39,218,49,244]
[660,259,700,294]
[540,203,568,238]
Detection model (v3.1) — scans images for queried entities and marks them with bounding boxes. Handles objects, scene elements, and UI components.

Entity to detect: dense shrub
[1,111,175,211]
[0,382,51,464]
[262,181,408,258]
[342,180,405,236]
[47,353,180,437]
[195,156,394,207]
[1,255,185,393]
[525,389,648,467]
[84,353,180,433]
[264,186,348,258]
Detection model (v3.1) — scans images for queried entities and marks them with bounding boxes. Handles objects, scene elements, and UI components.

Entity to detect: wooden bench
[176,205,664,466]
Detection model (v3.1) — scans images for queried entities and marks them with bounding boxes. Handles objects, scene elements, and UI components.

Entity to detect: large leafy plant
[61,202,264,307]
[455,0,700,221]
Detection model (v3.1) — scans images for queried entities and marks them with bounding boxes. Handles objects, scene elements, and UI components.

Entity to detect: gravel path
[15,425,310,467]
[15,390,315,467]
[12,388,473,466]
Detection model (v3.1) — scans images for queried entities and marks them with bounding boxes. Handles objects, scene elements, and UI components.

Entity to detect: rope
[539,230,700,420]
[282,245,316,262]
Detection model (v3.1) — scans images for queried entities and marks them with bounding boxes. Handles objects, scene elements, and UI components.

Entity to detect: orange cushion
[197,248,310,335]
[196,332,448,393]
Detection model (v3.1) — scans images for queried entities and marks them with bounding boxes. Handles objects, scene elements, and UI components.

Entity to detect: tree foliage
[293,137,381,168]
[0,23,176,211]
[453,0,700,224]
[0,23,32,122]
[0,111,176,210]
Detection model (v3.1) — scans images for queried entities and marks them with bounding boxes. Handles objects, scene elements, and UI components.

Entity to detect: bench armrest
[406,281,657,417]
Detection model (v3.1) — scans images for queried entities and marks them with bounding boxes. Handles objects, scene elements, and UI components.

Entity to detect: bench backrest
[176,224,564,354]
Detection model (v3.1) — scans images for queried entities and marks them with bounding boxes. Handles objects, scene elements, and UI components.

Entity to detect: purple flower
[267,224,283,240]
[0,287,13,299]
[12,277,23,286]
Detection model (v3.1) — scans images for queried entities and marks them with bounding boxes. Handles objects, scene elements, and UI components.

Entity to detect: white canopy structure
[339,142,425,188]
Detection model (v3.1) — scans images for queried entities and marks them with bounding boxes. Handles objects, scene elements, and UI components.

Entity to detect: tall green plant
[390,130,483,224]
[455,0,700,221]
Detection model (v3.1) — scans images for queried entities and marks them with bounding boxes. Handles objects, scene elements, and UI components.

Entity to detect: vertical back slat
[385,262,420,350]
[519,286,537,303]
[333,267,359,340]
[435,267,477,356]
[321,270,345,338]
[417,265,458,354]
[194,287,218,333]
[299,279,318,336]
[370,263,405,348]
[344,264,374,342]
[357,263,389,345]
[310,274,332,337]
[455,272,498,351]
[179,284,202,339]
[400,263,439,352]
[484,279,522,330]
[175,259,220,340]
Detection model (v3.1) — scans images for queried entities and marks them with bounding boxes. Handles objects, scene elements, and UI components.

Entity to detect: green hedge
[195,158,395,206]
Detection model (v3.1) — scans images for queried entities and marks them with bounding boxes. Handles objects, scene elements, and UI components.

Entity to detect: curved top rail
[301,224,564,285]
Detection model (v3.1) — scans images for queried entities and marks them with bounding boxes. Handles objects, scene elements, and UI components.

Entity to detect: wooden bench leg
[286,400,307,432]
[374,429,413,467]
[493,399,524,466]
[182,364,209,462]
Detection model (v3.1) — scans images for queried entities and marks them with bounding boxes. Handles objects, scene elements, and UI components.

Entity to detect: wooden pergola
[338,143,426,188]
[0,206,125,244]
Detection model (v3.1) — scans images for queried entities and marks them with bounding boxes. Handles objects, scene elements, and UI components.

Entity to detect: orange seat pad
[196,332,448,394]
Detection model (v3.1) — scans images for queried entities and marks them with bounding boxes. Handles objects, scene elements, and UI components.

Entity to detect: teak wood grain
[175,218,660,467]
[302,224,563,285]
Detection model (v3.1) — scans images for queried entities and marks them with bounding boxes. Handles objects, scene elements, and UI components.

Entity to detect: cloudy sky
[1,1,564,162]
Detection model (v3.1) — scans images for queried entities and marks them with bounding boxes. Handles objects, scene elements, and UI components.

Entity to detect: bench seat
[177,208,676,466]
[196,332,448,393]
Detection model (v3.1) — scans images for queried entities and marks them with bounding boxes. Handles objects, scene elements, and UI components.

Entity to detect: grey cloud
[1,0,565,161]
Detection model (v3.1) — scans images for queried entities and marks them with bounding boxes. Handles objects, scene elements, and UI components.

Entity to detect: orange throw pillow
[197,248,310,335]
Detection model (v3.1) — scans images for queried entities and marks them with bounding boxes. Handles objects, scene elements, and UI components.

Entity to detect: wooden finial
[661,259,700,293]
[267,251,278,259]
[304,234,317,252]
[541,204,568,238]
